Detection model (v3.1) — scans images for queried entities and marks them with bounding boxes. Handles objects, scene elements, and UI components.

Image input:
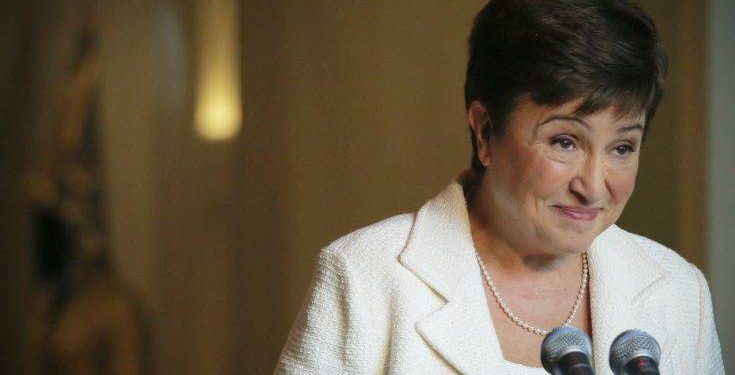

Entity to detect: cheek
[522,155,575,197]
[607,166,638,204]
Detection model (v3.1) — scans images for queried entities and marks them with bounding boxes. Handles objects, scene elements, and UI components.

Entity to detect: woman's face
[475,98,645,256]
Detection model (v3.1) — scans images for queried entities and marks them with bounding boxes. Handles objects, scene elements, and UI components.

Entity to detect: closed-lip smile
[552,205,601,221]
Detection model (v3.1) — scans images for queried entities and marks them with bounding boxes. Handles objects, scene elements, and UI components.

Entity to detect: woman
[276,0,724,373]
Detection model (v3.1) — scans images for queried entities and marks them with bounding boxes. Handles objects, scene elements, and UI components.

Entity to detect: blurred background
[1,0,733,374]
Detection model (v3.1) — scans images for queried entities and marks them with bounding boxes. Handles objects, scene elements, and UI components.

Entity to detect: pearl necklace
[474,250,588,336]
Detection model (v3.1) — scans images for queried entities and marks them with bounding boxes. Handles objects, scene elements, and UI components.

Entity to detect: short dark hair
[465,0,668,174]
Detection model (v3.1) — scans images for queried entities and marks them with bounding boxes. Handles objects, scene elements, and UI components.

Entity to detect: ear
[468,100,492,167]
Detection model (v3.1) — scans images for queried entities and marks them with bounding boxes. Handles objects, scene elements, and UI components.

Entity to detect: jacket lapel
[399,180,505,374]
[587,225,675,374]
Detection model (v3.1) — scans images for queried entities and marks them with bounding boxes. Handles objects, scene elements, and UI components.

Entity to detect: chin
[548,229,598,254]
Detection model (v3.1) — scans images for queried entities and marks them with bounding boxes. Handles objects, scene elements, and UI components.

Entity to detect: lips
[552,206,601,221]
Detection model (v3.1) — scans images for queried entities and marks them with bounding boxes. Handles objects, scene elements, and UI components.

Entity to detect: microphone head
[541,325,593,373]
[609,329,661,374]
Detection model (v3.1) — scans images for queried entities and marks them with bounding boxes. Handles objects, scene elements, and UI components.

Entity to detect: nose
[570,154,606,206]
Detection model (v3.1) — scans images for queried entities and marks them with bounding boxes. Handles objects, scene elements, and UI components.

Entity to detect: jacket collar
[398,175,673,374]
[399,175,504,374]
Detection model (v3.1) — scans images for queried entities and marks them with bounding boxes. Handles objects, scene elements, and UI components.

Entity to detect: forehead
[510,97,646,132]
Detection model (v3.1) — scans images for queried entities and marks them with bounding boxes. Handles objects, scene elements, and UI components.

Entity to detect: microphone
[609,329,661,375]
[541,325,595,375]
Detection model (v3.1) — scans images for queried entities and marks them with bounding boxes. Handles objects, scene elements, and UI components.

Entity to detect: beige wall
[2,1,721,374]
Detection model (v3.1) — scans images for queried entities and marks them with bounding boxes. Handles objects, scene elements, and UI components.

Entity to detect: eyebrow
[535,115,644,135]
[617,124,645,133]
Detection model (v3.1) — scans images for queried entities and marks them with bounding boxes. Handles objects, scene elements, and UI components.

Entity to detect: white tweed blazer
[275,178,724,374]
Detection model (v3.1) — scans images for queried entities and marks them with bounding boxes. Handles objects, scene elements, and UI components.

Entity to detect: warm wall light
[195,0,241,141]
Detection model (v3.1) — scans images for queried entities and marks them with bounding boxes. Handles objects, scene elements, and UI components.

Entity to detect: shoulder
[612,226,707,302]
[618,227,702,281]
[619,227,695,270]
[278,214,417,373]
[316,213,415,277]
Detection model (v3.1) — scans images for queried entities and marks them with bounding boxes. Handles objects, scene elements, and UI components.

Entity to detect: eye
[551,136,577,151]
[613,143,636,157]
